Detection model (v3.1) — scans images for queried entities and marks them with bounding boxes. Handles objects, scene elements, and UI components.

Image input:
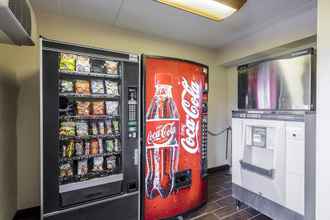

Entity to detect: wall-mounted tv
[237,48,316,111]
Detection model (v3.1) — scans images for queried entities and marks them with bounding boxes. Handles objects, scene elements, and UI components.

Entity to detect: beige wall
[0,0,38,214]
[7,12,229,209]
[0,81,18,220]
[226,67,237,116]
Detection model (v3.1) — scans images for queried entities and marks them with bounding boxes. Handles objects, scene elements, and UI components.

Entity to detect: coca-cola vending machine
[142,56,208,220]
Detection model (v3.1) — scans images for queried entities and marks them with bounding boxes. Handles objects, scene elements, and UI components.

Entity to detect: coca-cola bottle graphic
[145,73,180,199]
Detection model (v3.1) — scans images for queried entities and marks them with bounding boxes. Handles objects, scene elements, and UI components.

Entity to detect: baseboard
[207,164,230,174]
[13,206,40,220]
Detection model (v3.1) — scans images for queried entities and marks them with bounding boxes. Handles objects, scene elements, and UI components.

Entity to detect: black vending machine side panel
[122,62,140,193]
[42,49,61,214]
[41,39,140,220]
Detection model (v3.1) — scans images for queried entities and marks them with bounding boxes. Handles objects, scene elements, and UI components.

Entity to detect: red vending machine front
[142,56,208,220]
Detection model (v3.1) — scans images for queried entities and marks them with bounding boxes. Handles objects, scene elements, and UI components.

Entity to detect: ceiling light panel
[157,0,245,21]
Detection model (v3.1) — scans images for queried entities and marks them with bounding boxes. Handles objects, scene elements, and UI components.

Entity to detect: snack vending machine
[142,56,208,220]
[40,39,140,220]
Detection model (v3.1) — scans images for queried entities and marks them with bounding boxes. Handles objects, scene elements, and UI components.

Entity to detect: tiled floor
[184,170,272,220]
[17,170,272,220]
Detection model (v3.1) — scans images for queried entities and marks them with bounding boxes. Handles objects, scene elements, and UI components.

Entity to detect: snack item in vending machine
[75,121,89,137]
[65,140,75,158]
[84,141,90,155]
[98,138,103,154]
[93,157,104,171]
[104,61,118,75]
[91,80,105,94]
[91,59,105,73]
[105,120,113,134]
[75,80,90,94]
[76,101,90,116]
[59,164,66,177]
[75,141,84,156]
[59,53,77,72]
[105,81,119,96]
[77,160,88,176]
[92,101,105,115]
[105,139,114,152]
[59,121,76,136]
[60,80,74,93]
[76,56,91,72]
[114,139,120,152]
[105,101,119,115]
[112,120,119,133]
[60,162,73,177]
[90,139,99,155]
[106,156,116,171]
[91,122,98,135]
[98,121,105,135]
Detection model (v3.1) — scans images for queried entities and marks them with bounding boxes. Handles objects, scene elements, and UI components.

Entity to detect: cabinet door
[286,124,305,215]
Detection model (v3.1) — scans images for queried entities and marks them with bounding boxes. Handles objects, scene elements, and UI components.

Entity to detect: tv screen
[237,48,315,110]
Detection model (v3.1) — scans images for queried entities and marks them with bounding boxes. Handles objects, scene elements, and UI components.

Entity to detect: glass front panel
[57,53,123,192]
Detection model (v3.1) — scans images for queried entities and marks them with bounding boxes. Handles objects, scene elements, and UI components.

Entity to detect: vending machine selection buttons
[128,87,137,139]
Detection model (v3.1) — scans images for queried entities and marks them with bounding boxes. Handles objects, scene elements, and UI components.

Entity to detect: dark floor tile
[209,175,228,180]
[222,182,232,190]
[244,207,259,217]
[216,189,232,199]
[208,193,222,202]
[214,205,238,219]
[199,202,224,213]
[209,185,226,194]
[222,210,254,220]
[192,171,267,220]
[185,202,223,219]
[216,196,236,207]
[194,213,220,220]
[185,211,206,219]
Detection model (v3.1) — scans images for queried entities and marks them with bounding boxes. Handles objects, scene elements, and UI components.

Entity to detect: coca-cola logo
[147,121,177,146]
[181,77,201,154]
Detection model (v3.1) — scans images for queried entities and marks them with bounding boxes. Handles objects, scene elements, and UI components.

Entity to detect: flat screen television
[237,48,316,111]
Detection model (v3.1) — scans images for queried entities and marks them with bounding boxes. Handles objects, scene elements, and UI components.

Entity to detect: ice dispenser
[233,118,287,207]
[240,126,275,178]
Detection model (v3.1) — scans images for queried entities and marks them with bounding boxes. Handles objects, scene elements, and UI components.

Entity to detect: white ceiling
[30,0,317,49]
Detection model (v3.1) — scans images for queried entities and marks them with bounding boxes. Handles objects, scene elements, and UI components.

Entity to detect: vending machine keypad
[128,87,138,138]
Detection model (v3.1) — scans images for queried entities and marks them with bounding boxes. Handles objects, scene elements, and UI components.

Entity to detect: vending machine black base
[44,194,138,220]
[40,39,140,220]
